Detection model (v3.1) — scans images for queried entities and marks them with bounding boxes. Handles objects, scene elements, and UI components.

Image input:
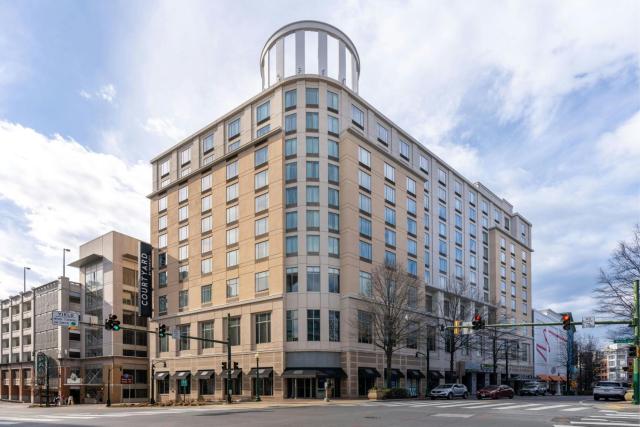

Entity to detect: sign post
[121,373,133,404]
[51,311,80,327]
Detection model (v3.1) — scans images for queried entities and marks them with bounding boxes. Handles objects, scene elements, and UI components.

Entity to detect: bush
[382,388,410,399]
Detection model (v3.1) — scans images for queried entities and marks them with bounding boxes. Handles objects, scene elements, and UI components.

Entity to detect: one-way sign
[582,316,595,328]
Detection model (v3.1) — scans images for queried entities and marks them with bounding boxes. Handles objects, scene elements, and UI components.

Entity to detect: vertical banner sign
[138,241,153,318]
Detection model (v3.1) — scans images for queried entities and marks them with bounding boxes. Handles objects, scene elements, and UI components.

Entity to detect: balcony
[22,311,31,320]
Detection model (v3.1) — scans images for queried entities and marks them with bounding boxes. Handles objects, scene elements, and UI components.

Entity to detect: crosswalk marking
[527,404,570,411]
[561,407,589,412]
[569,421,640,427]
[433,413,474,418]
[492,403,541,410]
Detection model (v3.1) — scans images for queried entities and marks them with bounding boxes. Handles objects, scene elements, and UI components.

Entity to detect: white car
[429,383,469,400]
[593,381,627,401]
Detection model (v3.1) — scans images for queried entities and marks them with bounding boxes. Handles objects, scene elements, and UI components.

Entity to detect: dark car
[477,385,515,399]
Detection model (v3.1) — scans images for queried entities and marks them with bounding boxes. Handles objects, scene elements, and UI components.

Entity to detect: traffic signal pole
[633,279,639,405]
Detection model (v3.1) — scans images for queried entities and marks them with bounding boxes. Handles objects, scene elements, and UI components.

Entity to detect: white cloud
[0,121,150,298]
[142,117,186,141]
[78,84,117,103]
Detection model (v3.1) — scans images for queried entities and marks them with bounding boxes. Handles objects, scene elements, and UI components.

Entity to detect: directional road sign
[51,311,80,327]
[582,316,595,328]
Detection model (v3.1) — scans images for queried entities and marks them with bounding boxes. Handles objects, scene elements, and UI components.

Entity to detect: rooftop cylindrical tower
[260,20,361,93]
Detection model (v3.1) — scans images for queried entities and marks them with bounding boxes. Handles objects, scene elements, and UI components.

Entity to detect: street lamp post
[254,352,261,402]
[23,267,30,293]
[150,360,166,405]
[62,249,70,278]
[416,344,431,397]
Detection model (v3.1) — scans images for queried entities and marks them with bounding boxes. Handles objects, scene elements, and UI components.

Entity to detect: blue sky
[0,0,639,340]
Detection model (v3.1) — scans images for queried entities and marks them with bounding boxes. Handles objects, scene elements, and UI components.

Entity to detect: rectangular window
[328,187,339,209]
[228,118,240,139]
[255,271,269,292]
[285,138,297,157]
[359,193,371,214]
[158,233,167,249]
[255,193,269,213]
[226,249,239,267]
[225,183,238,202]
[201,284,212,304]
[178,265,188,281]
[305,87,319,106]
[419,155,429,173]
[286,267,298,292]
[352,105,364,128]
[255,312,271,344]
[226,278,238,298]
[178,205,189,222]
[327,90,339,111]
[228,316,240,346]
[255,146,268,167]
[226,161,239,180]
[285,235,298,255]
[306,185,319,204]
[255,217,268,236]
[359,217,372,238]
[178,324,190,350]
[307,234,320,254]
[178,186,189,203]
[377,123,389,144]
[200,216,212,233]
[329,310,340,342]
[201,236,212,254]
[202,134,214,154]
[328,236,339,257]
[226,227,239,245]
[307,309,320,341]
[385,228,396,247]
[328,163,339,184]
[284,89,297,110]
[255,170,269,190]
[438,168,447,185]
[327,115,339,135]
[384,163,395,182]
[180,147,191,164]
[158,295,167,316]
[358,311,373,343]
[179,225,189,241]
[306,136,319,156]
[256,101,270,123]
[286,310,298,342]
[306,209,320,230]
[358,170,371,191]
[255,241,269,260]
[159,271,167,288]
[285,211,298,231]
[200,321,214,349]
[385,250,396,266]
[328,268,340,293]
[306,112,319,131]
[307,266,320,291]
[358,146,371,167]
[407,198,417,215]
[359,271,372,296]
[160,159,170,177]
[400,140,410,160]
[201,258,212,275]
[285,162,297,182]
[328,139,339,160]
[384,206,396,226]
[201,195,212,212]
[178,245,189,261]
[178,290,189,311]
[158,196,167,212]
[384,184,396,204]
[306,161,319,180]
[359,240,372,261]
[285,113,297,133]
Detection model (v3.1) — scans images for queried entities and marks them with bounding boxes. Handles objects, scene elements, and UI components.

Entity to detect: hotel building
[148,21,534,401]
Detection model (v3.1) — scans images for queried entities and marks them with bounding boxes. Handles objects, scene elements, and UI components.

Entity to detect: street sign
[180,378,188,387]
[461,321,472,335]
[120,373,133,385]
[51,311,80,327]
[613,338,634,344]
[582,316,595,328]
[172,328,180,340]
[36,352,47,378]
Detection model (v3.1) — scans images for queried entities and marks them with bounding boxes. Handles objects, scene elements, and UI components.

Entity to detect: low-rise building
[601,343,632,383]
[533,308,567,394]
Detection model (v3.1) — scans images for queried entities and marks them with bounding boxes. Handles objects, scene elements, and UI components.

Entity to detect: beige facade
[148,21,534,401]
[0,291,34,402]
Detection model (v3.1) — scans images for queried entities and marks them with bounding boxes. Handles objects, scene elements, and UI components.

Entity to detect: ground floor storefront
[0,364,34,403]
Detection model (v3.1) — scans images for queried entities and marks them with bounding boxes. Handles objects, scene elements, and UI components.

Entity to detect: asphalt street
[0,396,637,427]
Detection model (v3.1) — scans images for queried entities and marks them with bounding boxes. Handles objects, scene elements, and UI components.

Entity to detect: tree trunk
[449,347,455,382]
[386,350,393,389]
[492,336,498,375]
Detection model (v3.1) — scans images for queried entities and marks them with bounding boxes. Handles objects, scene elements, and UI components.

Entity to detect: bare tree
[360,264,424,388]
[575,335,599,393]
[480,308,518,384]
[593,224,640,318]
[436,276,484,382]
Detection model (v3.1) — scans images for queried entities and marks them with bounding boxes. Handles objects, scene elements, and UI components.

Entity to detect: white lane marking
[492,404,542,410]
[431,401,493,407]
[433,413,474,418]
[600,414,640,419]
[527,404,571,411]
[569,421,640,427]
[0,423,18,426]
[466,402,521,409]
[562,407,590,412]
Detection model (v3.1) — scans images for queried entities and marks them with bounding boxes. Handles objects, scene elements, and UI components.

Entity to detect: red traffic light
[472,314,483,330]
[561,313,571,331]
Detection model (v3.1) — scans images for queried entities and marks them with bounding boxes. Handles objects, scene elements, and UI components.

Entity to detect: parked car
[429,384,469,400]
[593,381,627,401]
[519,381,549,396]
[477,385,515,399]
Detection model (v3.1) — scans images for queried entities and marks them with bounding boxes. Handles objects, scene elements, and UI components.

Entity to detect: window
[385,228,396,247]
[160,159,170,177]
[359,193,371,214]
[201,195,212,212]
[306,209,320,230]
[306,185,319,204]
[454,180,462,196]
[255,217,268,236]
[307,235,320,254]
[158,295,167,316]
[201,284,212,304]
[178,324,190,350]
[329,311,340,342]
[358,147,371,167]
[255,170,268,190]
[201,215,212,232]
[255,193,269,213]
[358,311,373,343]
[328,139,339,159]
[307,266,320,292]
[385,250,396,266]
[256,101,270,123]
[419,155,429,173]
[400,140,410,160]
[158,196,167,212]
[439,204,447,221]
[284,89,297,110]
[179,225,189,241]
[384,163,395,182]
[407,259,417,276]
[159,271,167,288]
[305,87,319,106]
[201,236,212,254]
[327,115,339,135]
[285,235,298,255]
[328,237,340,256]
[439,257,448,274]
[307,310,320,341]
[286,187,298,207]
[255,271,269,292]
[226,248,239,267]
[327,90,339,111]
[178,205,189,222]
[255,241,269,260]
[360,240,372,261]
[306,137,319,156]
[328,163,339,183]
[406,177,416,195]
[178,290,189,311]
[228,316,241,346]
[255,146,268,168]
[439,222,447,237]
[257,124,270,137]
[226,278,238,298]
[286,267,298,292]
[306,112,319,131]
[306,161,319,180]
[202,134,214,153]
[285,114,297,133]
[226,227,239,245]
[359,217,372,238]
[455,213,463,229]
[201,258,212,275]
[407,239,417,257]
[438,168,447,185]
[384,185,396,204]
[328,187,339,209]
[285,162,297,182]
[200,321,214,349]
[327,268,340,293]
[178,245,189,261]
[407,198,417,215]
[285,138,297,157]
[158,233,167,249]
[377,123,389,144]
[285,211,298,231]
[255,312,271,344]
[286,310,298,342]
[352,105,365,128]
[178,265,188,281]
[158,215,167,230]
[384,206,396,226]
[228,118,240,139]
[358,170,371,191]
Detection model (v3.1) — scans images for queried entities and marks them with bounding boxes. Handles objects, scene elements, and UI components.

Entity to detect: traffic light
[453,320,461,336]
[158,324,167,338]
[233,362,239,370]
[561,313,571,331]
[472,314,484,330]
[221,362,227,371]
[105,314,120,331]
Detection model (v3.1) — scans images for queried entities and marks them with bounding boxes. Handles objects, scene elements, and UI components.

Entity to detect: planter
[368,389,384,400]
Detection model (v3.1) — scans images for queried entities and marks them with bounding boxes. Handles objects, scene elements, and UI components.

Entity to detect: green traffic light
[113,324,120,331]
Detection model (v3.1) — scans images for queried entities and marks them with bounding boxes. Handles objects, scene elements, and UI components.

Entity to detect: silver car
[593,381,627,401]
[429,383,469,400]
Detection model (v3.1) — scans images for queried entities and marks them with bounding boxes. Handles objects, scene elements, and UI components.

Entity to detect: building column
[18,368,24,402]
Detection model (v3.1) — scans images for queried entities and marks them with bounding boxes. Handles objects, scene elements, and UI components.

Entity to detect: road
[0,396,637,426]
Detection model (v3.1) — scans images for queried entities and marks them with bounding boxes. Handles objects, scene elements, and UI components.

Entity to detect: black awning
[407,369,425,379]
[318,368,347,379]
[248,367,273,377]
[282,369,320,378]
[358,367,381,378]
[154,372,169,380]
[171,371,191,379]
[194,370,215,379]
[428,370,444,379]
[220,369,242,379]
[384,368,405,378]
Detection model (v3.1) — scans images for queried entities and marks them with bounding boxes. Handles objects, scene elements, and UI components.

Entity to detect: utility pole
[227,313,232,404]
[504,339,509,386]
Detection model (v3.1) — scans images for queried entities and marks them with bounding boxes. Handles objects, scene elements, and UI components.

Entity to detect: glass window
[400,140,410,159]
[307,266,320,292]
[255,146,268,167]
[358,170,371,191]
[306,209,320,229]
[359,217,372,237]
[307,309,320,341]
[328,163,339,183]
[407,239,417,256]
[306,185,319,204]
[327,90,339,111]
[285,113,297,133]
[285,187,297,206]
[306,137,319,155]
[226,183,238,202]
[360,240,372,261]
[328,139,339,159]
[352,105,364,128]
[158,196,167,212]
[228,316,240,345]
[305,87,319,106]
[359,271,372,296]
[178,185,189,203]
[384,163,395,182]
[255,241,269,259]
[359,193,371,213]
[201,284,212,304]
[160,159,170,177]
[306,161,319,180]
[384,206,396,226]
[406,177,416,195]
[306,112,319,131]
[226,161,238,180]
[385,250,396,266]
[329,310,340,342]
[201,174,212,192]
[158,295,167,315]
[179,225,189,241]
[419,155,429,172]
[328,268,340,293]
[255,271,269,292]
[328,115,339,135]
[178,290,188,310]
[385,228,396,246]
[178,245,188,261]
[180,148,191,165]
[201,236,212,253]
[307,235,320,254]
[159,271,167,288]
[285,235,298,255]
[228,118,240,139]
[384,185,396,204]
[286,310,298,342]
[358,311,373,343]
[286,267,298,292]
[226,249,239,267]
[328,236,339,256]
[285,162,297,182]
[255,217,268,236]
[377,123,389,144]
[226,205,238,224]
[407,198,417,215]
[255,312,271,344]
[328,187,339,208]
[255,193,269,213]
[438,168,447,185]
[178,324,190,350]
[255,170,269,190]
[200,321,214,349]
[256,101,270,122]
[358,146,371,166]
[178,205,188,221]
[158,233,167,248]
[285,211,298,231]
[284,89,297,109]
[201,195,212,212]
[227,278,238,299]
[226,227,239,245]
[285,138,297,157]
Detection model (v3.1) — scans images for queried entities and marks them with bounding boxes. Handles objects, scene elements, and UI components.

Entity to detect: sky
[0,0,639,340]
